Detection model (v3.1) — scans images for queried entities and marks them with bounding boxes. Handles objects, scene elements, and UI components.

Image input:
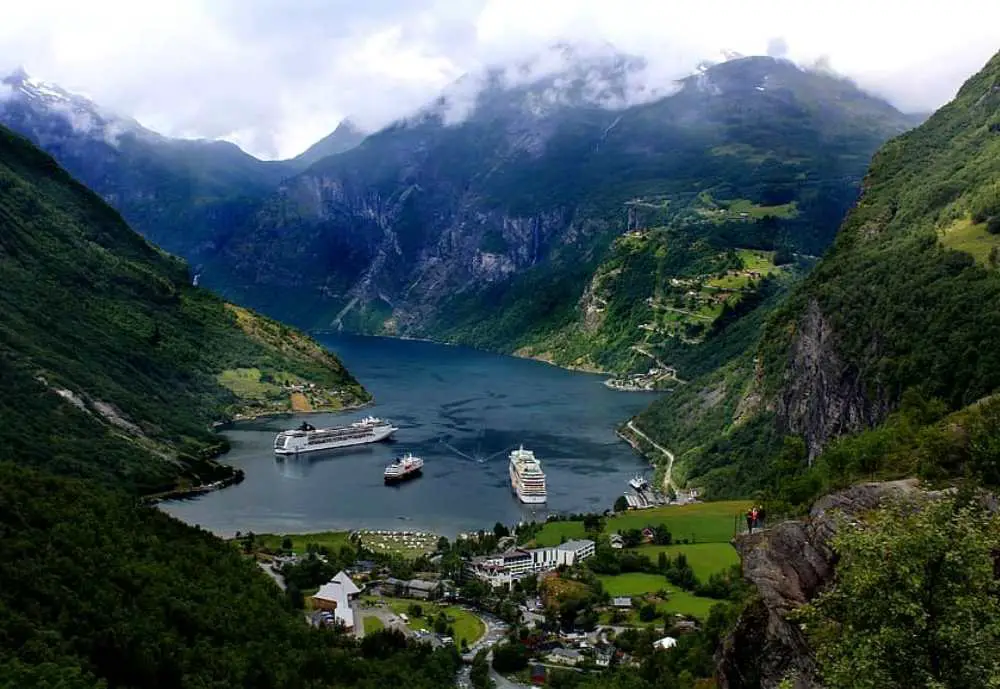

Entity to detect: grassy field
[596,574,719,620]
[627,543,739,580]
[598,573,670,597]
[368,597,486,647]
[724,199,798,220]
[363,616,384,634]
[533,521,588,546]
[737,249,778,271]
[706,273,754,290]
[289,391,312,411]
[217,367,283,399]
[941,217,1000,266]
[534,500,749,547]
[254,530,352,554]
[253,529,436,558]
[658,589,719,619]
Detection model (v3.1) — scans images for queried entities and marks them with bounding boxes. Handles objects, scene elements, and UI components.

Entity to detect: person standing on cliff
[745,509,754,534]
[751,506,759,531]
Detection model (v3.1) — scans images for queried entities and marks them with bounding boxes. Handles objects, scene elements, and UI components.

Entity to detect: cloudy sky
[2,0,998,159]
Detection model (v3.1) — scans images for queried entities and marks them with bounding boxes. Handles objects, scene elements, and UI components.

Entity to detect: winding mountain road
[626,420,675,493]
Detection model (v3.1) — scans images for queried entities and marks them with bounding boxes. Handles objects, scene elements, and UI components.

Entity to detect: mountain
[631,50,1000,500]
[200,53,917,366]
[0,123,368,494]
[0,69,294,261]
[292,118,367,167]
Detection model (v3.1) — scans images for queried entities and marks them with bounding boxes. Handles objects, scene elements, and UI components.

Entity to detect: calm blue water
[161,334,659,537]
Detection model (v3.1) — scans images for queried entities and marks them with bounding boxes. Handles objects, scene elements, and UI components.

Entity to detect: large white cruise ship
[509,445,547,504]
[273,416,397,455]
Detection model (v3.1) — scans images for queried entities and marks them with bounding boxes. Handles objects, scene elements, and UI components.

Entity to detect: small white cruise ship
[273,416,397,455]
[509,445,547,504]
[629,474,649,491]
[384,453,424,483]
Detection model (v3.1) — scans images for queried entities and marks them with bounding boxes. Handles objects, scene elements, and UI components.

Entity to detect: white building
[469,539,595,587]
[311,570,361,631]
[653,636,677,651]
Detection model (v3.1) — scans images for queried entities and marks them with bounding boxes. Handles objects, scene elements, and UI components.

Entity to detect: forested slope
[633,50,1000,501]
[0,127,461,688]
[0,125,368,493]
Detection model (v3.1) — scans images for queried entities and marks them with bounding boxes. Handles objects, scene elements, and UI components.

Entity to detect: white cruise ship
[509,445,547,504]
[273,416,397,455]
[384,453,424,483]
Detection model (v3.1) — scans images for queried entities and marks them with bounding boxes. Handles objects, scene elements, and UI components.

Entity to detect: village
[238,500,748,687]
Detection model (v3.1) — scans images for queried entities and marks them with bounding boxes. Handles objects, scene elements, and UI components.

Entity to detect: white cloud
[2,0,998,159]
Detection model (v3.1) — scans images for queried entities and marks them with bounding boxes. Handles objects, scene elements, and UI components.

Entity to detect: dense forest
[0,465,459,688]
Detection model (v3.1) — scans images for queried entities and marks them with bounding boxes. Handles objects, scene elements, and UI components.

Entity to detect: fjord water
[162,334,657,537]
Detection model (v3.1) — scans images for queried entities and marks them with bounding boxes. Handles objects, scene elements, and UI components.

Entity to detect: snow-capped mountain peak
[1,69,142,146]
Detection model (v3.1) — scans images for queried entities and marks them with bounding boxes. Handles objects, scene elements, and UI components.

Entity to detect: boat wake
[437,438,513,464]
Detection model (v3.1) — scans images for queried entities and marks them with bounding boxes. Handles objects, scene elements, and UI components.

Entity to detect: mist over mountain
[292,118,367,167]
[196,53,917,363]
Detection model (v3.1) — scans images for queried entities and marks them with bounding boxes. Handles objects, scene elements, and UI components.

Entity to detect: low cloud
[1,0,998,159]
[766,37,789,59]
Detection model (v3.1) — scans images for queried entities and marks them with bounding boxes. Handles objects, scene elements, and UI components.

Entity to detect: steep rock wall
[716,480,924,689]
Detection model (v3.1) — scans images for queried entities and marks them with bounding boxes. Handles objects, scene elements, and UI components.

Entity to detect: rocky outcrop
[717,480,924,689]
[773,300,891,459]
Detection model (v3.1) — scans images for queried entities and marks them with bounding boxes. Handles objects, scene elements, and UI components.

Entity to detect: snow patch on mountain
[2,69,141,147]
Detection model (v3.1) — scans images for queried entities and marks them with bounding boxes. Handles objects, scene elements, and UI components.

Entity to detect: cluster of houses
[468,539,596,587]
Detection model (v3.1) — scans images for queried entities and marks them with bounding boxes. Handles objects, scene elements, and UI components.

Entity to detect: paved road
[626,420,675,492]
[257,561,286,591]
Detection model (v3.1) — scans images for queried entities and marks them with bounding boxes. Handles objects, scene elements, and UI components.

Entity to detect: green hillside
[0,124,368,493]
[0,127,467,687]
[632,50,1000,501]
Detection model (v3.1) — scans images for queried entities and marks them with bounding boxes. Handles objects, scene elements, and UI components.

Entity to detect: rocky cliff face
[772,300,891,459]
[205,54,914,351]
[716,480,926,689]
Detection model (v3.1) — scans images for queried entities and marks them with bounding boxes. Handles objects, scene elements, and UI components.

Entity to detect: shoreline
[212,398,374,428]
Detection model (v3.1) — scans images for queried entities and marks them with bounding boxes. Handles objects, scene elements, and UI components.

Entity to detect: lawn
[533,521,587,546]
[597,574,720,621]
[363,616,384,634]
[941,217,1000,266]
[658,589,719,619]
[254,530,352,554]
[627,543,739,580]
[606,500,750,544]
[533,500,749,549]
[370,597,485,647]
[598,573,671,597]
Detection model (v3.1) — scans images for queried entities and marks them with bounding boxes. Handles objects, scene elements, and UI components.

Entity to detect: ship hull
[515,491,547,504]
[275,425,396,455]
[384,468,423,484]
